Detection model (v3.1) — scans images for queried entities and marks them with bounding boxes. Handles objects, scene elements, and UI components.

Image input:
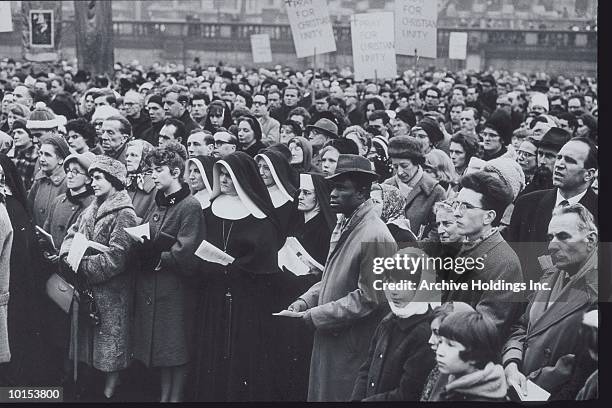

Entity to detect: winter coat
[126,173,157,219]
[446,230,524,339]
[384,172,445,237]
[43,189,95,256]
[299,200,398,401]
[27,166,67,227]
[428,362,508,402]
[0,203,13,363]
[60,190,138,372]
[132,185,204,367]
[351,310,435,401]
[502,249,597,400]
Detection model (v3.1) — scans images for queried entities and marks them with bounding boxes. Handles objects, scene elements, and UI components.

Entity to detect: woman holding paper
[59,155,138,399]
[274,172,335,401]
[131,142,203,402]
[192,151,281,401]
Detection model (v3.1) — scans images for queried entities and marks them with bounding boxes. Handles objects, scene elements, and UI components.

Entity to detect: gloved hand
[137,237,162,272]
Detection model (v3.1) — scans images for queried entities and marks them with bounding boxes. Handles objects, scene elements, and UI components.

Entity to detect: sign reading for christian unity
[285,0,336,58]
[351,12,397,81]
[395,0,438,58]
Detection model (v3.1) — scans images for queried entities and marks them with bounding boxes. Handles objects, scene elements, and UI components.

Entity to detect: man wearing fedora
[288,154,397,401]
[306,117,339,171]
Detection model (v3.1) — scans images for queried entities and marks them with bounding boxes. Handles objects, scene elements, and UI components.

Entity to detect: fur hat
[388,136,425,165]
[529,92,549,112]
[484,109,513,145]
[88,155,127,186]
[416,116,444,144]
[484,158,525,200]
[10,119,31,137]
[40,135,71,159]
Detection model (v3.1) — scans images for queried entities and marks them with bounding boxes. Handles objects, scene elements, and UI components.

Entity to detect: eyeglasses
[480,131,500,139]
[214,140,234,147]
[450,200,483,214]
[66,168,87,177]
[517,150,536,158]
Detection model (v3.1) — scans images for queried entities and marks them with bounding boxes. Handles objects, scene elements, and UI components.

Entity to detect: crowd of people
[0,56,599,402]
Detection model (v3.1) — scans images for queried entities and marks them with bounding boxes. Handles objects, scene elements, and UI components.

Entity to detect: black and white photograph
[0,0,604,404]
[29,10,54,47]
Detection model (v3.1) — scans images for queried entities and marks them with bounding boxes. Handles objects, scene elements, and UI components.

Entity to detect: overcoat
[299,200,397,401]
[0,203,13,363]
[502,249,598,399]
[60,190,138,372]
[132,185,204,367]
[27,166,67,227]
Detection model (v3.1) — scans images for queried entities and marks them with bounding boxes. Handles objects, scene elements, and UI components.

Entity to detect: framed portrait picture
[29,10,54,48]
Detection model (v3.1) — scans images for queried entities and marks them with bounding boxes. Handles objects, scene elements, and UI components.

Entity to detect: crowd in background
[0,56,599,402]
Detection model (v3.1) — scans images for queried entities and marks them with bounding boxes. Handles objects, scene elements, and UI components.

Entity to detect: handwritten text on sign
[351,12,397,81]
[395,0,438,58]
[285,0,336,58]
[250,33,272,63]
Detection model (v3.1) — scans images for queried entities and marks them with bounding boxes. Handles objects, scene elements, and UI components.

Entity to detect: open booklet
[195,240,235,265]
[36,225,56,251]
[124,223,151,243]
[278,237,324,276]
[66,232,110,272]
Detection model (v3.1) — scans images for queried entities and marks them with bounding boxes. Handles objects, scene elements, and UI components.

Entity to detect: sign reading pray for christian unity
[395,0,438,59]
[250,33,273,63]
[351,12,397,81]
[285,0,336,58]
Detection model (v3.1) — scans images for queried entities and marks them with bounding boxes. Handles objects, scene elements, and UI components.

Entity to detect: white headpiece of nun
[211,160,266,219]
[255,153,293,208]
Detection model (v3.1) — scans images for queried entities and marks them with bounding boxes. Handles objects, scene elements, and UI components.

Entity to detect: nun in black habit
[254,149,298,240]
[186,155,216,210]
[273,172,336,401]
[191,151,282,402]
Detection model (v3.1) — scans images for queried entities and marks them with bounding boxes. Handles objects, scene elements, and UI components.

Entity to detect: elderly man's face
[547,212,596,270]
[100,119,127,154]
[553,140,594,191]
[123,94,141,118]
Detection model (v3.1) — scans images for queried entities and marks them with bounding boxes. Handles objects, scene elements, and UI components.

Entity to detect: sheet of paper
[514,380,551,402]
[124,223,151,243]
[195,240,235,265]
[35,225,56,251]
[286,237,324,272]
[65,233,109,272]
[278,240,310,276]
[273,310,306,318]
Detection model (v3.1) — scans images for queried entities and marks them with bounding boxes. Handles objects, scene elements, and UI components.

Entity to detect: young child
[428,310,508,401]
[350,247,437,401]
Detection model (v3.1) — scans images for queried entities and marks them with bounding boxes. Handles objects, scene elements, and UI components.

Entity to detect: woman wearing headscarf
[274,172,335,401]
[186,155,216,210]
[367,135,393,182]
[370,183,416,248]
[0,156,44,386]
[255,149,298,239]
[125,139,157,219]
[192,151,281,401]
[132,142,204,402]
[237,114,266,158]
[203,100,233,134]
[288,136,315,173]
[58,156,138,399]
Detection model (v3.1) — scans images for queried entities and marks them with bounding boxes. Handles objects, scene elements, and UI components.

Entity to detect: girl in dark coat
[192,151,281,402]
[274,172,335,401]
[237,114,266,158]
[125,139,157,219]
[255,149,298,240]
[132,142,204,402]
[186,155,216,210]
[202,101,233,134]
[0,156,45,386]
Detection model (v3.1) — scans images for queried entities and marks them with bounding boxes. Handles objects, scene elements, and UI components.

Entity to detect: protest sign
[395,0,438,58]
[351,12,397,81]
[285,0,336,58]
[250,33,273,63]
[449,32,468,60]
[0,2,12,32]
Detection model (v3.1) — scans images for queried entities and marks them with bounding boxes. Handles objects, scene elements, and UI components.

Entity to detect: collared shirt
[555,188,588,207]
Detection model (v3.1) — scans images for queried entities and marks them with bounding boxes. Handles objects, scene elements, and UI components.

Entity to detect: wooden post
[74,0,114,77]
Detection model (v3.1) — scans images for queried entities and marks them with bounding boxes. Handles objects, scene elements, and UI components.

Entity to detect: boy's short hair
[438,310,501,369]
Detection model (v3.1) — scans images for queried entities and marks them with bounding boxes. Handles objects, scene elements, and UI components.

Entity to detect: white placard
[449,32,468,60]
[285,0,336,58]
[0,2,12,32]
[395,0,438,59]
[250,33,273,63]
[351,12,397,81]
